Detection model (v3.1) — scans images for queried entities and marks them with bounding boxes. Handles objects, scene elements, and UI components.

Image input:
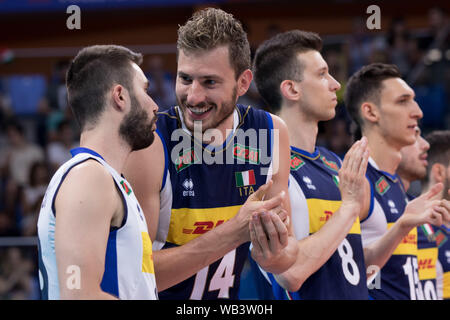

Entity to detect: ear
[280,79,301,102]
[111,84,128,112]
[360,102,379,124]
[430,163,446,184]
[236,69,253,97]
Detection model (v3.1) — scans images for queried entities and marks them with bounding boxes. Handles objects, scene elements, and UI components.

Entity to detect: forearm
[275,203,359,291]
[154,218,245,291]
[363,218,410,271]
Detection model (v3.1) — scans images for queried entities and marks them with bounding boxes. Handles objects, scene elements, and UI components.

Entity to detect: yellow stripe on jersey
[167,205,242,245]
[306,198,361,235]
[141,232,155,274]
[387,223,418,256]
[417,247,437,280]
[444,272,450,299]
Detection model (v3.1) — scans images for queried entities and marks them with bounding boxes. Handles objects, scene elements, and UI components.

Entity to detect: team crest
[375,176,390,195]
[233,143,260,164]
[321,156,339,172]
[175,147,200,172]
[290,154,305,171]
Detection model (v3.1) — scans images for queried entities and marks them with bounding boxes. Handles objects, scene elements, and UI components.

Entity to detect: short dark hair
[253,30,323,114]
[344,63,401,138]
[177,8,251,79]
[66,45,143,131]
[424,130,450,183]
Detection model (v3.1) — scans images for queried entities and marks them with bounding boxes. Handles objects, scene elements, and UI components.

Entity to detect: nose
[186,81,206,106]
[329,74,341,92]
[411,100,423,120]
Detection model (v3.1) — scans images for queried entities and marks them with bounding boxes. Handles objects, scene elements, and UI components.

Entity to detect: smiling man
[123,8,296,300]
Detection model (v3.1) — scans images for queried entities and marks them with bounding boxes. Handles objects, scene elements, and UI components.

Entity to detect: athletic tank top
[155,105,274,299]
[37,148,158,300]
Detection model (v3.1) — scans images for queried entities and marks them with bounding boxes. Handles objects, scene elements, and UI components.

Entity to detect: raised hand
[399,183,450,228]
[338,136,370,213]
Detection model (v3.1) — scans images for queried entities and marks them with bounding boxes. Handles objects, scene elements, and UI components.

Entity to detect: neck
[366,129,402,175]
[79,127,131,174]
[279,103,318,153]
[399,176,411,192]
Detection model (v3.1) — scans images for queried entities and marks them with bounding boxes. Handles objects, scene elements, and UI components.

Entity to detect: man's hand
[399,183,450,228]
[249,208,297,274]
[338,136,369,215]
[230,180,287,243]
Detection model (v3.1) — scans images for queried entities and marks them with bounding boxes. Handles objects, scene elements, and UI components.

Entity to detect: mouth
[186,105,214,120]
[419,154,428,166]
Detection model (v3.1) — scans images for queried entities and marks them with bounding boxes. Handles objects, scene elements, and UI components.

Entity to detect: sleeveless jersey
[417,224,438,300]
[436,225,450,299]
[269,146,368,299]
[362,158,420,300]
[37,148,158,300]
[155,104,274,300]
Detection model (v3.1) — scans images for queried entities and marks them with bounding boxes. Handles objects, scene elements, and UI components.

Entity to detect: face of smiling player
[175,45,250,134]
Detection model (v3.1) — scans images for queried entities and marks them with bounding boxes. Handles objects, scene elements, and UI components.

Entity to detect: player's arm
[270,137,369,291]
[153,180,286,291]
[55,161,122,300]
[123,133,165,241]
[250,115,297,274]
[363,183,449,275]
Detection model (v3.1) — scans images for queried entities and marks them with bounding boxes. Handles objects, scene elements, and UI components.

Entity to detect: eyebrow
[396,93,415,100]
[178,71,222,80]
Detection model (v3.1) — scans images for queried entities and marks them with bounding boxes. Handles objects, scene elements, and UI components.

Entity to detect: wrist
[339,200,361,218]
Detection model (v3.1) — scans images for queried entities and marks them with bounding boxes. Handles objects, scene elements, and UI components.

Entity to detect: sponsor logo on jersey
[175,147,200,172]
[306,198,361,235]
[388,199,399,214]
[319,210,333,222]
[290,154,305,171]
[321,156,339,172]
[182,220,225,235]
[389,223,418,256]
[182,178,195,197]
[303,176,316,190]
[375,176,390,195]
[417,247,437,280]
[167,205,241,245]
[233,143,260,164]
[120,180,132,195]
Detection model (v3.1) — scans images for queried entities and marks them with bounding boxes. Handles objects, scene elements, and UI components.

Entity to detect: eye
[204,79,216,86]
[179,75,192,83]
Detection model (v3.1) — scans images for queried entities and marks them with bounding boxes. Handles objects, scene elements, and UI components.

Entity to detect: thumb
[423,183,444,201]
[248,180,273,201]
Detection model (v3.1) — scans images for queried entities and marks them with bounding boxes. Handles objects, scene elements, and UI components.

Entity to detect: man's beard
[179,86,237,133]
[119,92,157,151]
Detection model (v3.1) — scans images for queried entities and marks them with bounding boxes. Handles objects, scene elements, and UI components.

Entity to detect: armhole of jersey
[156,128,169,191]
[361,174,375,223]
[110,181,128,231]
[51,157,93,217]
[265,111,274,158]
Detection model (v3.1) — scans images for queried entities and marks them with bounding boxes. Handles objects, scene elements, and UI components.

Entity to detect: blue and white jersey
[37,148,158,300]
[362,158,420,300]
[155,104,274,300]
[268,146,368,300]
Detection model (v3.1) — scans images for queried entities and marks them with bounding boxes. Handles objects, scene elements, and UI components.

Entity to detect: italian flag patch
[235,170,256,187]
[120,180,132,195]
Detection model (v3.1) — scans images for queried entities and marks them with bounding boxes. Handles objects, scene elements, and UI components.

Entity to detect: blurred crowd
[0,7,448,299]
